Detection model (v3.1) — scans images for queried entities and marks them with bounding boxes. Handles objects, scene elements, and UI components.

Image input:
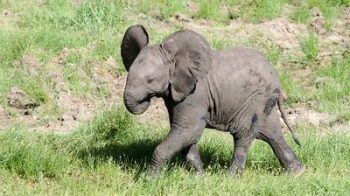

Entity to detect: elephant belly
[206,88,271,136]
[206,48,281,134]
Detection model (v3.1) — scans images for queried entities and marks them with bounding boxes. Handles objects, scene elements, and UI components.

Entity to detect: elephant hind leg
[228,131,254,176]
[256,110,304,175]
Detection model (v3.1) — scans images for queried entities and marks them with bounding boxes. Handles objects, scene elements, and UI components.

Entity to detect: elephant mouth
[125,97,151,115]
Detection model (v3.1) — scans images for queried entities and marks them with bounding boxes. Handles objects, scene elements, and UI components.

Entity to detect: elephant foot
[227,164,244,177]
[145,166,162,181]
[285,161,305,177]
[195,168,204,176]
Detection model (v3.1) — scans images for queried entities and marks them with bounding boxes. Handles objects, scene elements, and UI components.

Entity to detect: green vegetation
[307,0,344,30]
[194,0,288,23]
[300,33,319,62]
[1,106,349,195]
[313,53,350,118]
[195,0,235,21]
[138,0,189,20]
[280,72,304,104]
[0,0,349,194]
[290,6,311,23]
[241,0,288,23]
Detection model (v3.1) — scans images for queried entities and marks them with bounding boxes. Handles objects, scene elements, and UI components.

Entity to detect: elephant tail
[277,97,301,146]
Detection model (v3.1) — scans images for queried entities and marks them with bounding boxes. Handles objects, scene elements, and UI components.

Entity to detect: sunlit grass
[0,106,349,194]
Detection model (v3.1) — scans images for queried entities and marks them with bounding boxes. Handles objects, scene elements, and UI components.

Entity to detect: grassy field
[1,106,349,195]
[0,0,349,195]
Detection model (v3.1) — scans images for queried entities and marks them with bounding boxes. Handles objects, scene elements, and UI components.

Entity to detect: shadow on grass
[70,106,283,177]
[73,130,281,178]
[75,137,231,175]
[75,137,159,179]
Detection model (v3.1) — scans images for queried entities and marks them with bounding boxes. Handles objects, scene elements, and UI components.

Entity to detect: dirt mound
[310,7,350,65]
[285,107,335,127]
[7,87,40,109]
[21,53,41,75]
[258,18,307,50]
[282,107,350,134]
[171,15,307,57]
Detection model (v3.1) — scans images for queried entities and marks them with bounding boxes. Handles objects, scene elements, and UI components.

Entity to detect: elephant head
[121,25,212,114]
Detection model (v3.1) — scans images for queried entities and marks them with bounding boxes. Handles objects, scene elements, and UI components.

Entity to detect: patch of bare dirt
[285,107,335,127]
[50,92,95,132]
[0,106,10,131]
[93,56,124,96]
[21,53,41,75]
[50,47,71,64]
[329,121,350,133]
[7,87,40,109]
[170,15,307,57]
[282,107,350,134]
[258,18,307,50]
[309,7,326,35]
[310,7,350,65]
[0,10,19,27]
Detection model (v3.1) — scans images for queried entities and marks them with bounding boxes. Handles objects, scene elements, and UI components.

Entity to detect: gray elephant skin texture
[120,25,304,177]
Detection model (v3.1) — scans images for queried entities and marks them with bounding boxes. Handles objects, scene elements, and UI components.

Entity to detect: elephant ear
[121,25,149,71]
[162,30,211,102]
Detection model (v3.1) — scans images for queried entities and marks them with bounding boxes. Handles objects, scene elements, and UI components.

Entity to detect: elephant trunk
[123,90,150,115]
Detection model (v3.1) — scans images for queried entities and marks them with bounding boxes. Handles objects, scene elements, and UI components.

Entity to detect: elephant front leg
[228,134,253,176]
[148,132,183,178]
[181,144,204,175]
[148,118,206,178]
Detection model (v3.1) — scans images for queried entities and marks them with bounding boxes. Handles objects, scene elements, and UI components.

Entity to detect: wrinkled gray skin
[121,25,304,178]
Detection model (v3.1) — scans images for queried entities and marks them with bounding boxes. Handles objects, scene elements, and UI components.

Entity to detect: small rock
[24,110,32,116]
[174,13,191,22]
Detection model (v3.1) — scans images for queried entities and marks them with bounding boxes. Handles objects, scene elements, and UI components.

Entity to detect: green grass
[0,0,131,112]
[194,0,290,23]
[0,106,349,194]
[210,36,236,50]
[138,0,189,21]
[290,6,311,23]
[280,72,305,104]
[245,0,288,23]
[307,0,344,31]
[265,44,283,66]
[195,0,236,22]
[313,53,350,118]
[300,33,319,62]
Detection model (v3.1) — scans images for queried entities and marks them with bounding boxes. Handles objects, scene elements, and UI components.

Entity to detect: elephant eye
[147,78,154,84]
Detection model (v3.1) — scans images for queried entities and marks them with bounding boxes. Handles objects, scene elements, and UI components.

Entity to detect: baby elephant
[121,25,304,177]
